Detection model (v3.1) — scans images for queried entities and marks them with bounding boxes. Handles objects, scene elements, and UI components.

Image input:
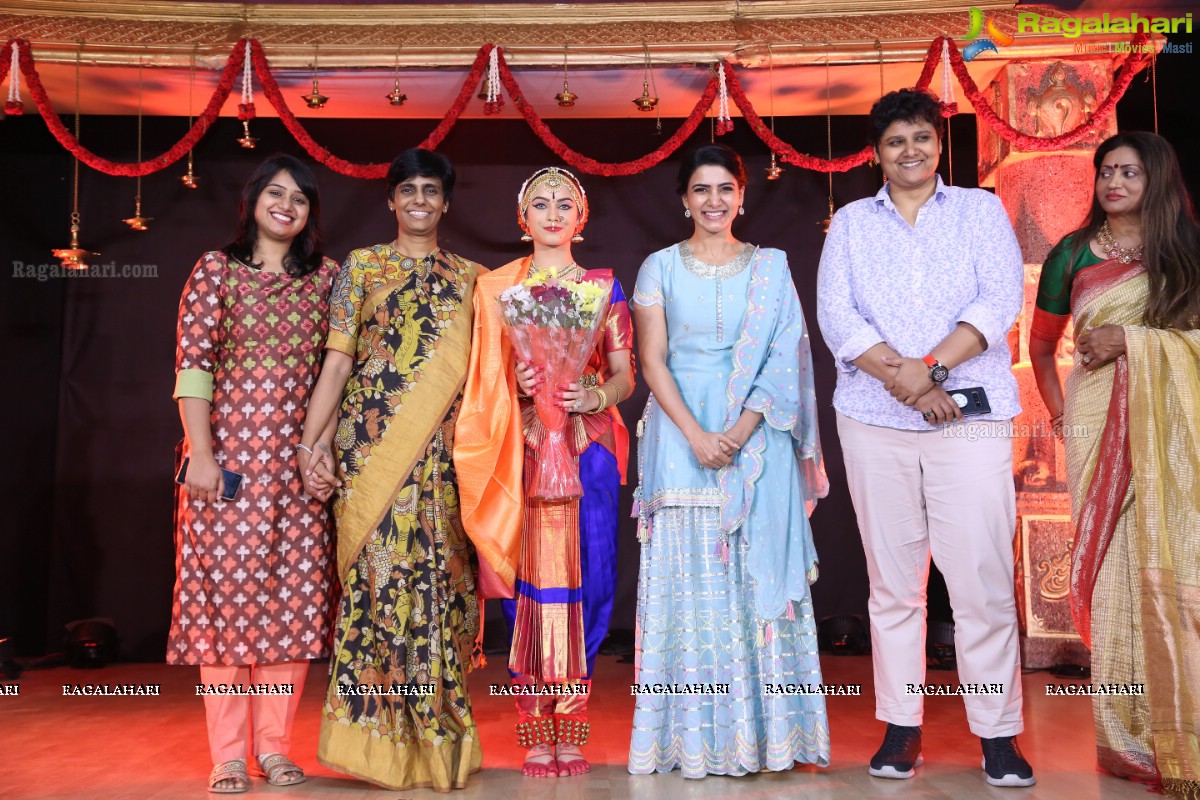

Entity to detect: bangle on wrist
[296,443,314,456]
[587,386,607,413]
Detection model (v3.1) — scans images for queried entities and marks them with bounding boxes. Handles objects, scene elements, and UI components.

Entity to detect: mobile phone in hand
[175,457,245,501]
[946,386,991,416]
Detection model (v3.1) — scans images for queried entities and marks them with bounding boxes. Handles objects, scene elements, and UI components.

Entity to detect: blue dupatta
[717,247,828,623]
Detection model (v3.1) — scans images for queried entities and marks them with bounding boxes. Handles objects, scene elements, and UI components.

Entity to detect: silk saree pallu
[318,247,482,792]
[1065,256,1200,799]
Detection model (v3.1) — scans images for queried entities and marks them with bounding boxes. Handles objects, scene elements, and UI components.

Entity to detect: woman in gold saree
[299,148,485,792]
[1030,132,1200,799]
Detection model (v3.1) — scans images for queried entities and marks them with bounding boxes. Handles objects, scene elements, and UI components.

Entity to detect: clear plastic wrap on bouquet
[499,274,613,501]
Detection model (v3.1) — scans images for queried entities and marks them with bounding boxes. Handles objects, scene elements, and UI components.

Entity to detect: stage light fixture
[65,619,119,669]
[817,615,869,656]
[0,637,22,680]
[927,619,956,670]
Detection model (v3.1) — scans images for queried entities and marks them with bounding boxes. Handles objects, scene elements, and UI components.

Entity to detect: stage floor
[0,654,1149,799]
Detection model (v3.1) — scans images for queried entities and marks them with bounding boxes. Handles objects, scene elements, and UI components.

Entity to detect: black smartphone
[175,457,245,501]
[946,386,991,416]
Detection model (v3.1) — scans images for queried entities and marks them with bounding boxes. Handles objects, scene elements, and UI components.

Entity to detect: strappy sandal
[255,752,307,786]
[208,759,249,794]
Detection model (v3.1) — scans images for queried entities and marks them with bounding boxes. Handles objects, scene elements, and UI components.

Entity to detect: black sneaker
[868,724,923,779]
[981,736,1036,787]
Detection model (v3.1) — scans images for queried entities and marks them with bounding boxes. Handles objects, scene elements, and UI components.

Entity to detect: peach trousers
[199,661,308,763]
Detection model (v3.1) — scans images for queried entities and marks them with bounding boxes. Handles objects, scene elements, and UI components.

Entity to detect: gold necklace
[1097,220,1143,265]
[530,260,582,280]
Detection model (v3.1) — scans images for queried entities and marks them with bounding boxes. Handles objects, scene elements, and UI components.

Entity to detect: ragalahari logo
[961,7,1015,62]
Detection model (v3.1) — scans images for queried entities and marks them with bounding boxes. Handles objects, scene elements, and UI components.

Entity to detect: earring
[684,209,692,218]
[520,233,533,243]
[738,206,745,216]
[571,233,584,243]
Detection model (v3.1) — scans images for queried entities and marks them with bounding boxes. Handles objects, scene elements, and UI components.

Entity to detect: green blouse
[1035,234,1104,316]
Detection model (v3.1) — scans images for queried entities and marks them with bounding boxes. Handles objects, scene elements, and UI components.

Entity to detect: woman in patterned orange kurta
[171,155,338,793]
[299,148,484,792]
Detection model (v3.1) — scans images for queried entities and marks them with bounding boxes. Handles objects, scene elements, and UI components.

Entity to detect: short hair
[223,154,323,277]
[868,88,944,147]
[675,143,748,195]
[385,148,457,201]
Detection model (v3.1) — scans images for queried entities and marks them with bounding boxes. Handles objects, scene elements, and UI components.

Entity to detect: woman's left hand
[556,381,599,414]
[1075,324,1126,370]
[880,356,935,405]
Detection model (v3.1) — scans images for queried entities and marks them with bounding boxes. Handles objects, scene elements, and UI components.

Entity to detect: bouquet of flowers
[498,266,613,500]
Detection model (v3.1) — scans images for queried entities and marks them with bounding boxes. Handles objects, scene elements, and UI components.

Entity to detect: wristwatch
[923,354,949,384]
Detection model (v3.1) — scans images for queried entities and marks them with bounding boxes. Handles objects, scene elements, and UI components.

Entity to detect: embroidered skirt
[628,505,830,778]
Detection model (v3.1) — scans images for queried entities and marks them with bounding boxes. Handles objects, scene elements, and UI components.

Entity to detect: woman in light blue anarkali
[628,144,829,778]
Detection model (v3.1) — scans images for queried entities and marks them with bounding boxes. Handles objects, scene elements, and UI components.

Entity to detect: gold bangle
[587,386,607,414]
[594,382,621,409]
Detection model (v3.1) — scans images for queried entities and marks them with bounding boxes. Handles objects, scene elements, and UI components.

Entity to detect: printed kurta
[317,244,483,792]
[169,251,337,666]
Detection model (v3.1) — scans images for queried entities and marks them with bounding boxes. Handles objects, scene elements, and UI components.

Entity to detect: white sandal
[255,752,306,786]
[208,759,249,794]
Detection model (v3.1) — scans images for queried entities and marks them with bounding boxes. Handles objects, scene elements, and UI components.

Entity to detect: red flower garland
[9,37,244,177]
[723,61,874,173]
[248,39,386,179]
[495,47,719,176]
[944,34,1152,150]
[0,33,1153,179]
[249,38,493,179]
[419,44,492,151]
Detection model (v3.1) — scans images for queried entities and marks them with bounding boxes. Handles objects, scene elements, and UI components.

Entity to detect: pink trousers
[199,661,308,763]
[836,413,1024,738]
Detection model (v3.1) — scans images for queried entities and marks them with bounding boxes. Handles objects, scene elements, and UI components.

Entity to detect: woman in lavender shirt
[816,88,1033,788]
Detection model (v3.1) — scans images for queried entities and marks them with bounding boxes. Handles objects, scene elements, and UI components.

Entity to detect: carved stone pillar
[976,57,1117,669]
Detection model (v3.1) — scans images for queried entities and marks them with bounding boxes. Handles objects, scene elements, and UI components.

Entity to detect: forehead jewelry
[516,167,589,234]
